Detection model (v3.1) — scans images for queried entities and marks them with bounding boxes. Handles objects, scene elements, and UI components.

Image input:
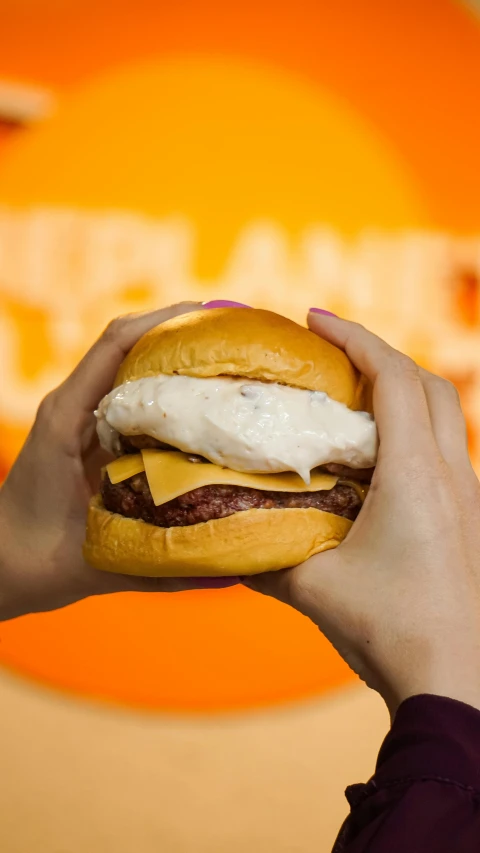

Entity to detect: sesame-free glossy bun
[114,308,366,409]
[83,494,352,577]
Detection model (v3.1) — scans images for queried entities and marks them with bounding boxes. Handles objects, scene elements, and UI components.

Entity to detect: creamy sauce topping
[96,374,378,484]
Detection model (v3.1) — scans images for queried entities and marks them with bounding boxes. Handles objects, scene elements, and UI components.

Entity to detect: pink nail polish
[309,308,337,317]
[202,300,250,309]
[195,577,240,588]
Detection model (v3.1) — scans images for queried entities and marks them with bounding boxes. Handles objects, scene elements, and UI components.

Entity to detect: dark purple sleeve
[332,695,480,852]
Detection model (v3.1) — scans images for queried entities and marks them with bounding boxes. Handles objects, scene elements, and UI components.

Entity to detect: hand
[0,302,237,622]
[245,311,480,718]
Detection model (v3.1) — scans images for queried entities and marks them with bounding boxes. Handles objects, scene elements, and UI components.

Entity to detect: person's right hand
[0,302,238,622]
[244,311,480,718]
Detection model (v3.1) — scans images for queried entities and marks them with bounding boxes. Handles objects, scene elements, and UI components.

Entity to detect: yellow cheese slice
[141,450,340,506]
[106,454,145,484]
[105,450,369,508]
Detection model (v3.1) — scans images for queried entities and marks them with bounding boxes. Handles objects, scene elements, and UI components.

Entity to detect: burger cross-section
[84,308,378,577]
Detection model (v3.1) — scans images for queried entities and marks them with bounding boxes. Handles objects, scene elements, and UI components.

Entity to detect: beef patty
[102,472,362,528]
[117,433,374,483]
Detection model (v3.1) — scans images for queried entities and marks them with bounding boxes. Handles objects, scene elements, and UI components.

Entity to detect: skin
[245,311,480,717]
[0,302,237,622]
[1,302,480,720]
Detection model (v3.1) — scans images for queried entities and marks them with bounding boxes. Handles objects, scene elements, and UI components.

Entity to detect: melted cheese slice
[106,450,341,506]
[107,454,145,484]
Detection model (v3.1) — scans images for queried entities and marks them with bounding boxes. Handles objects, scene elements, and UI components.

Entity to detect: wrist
[0,495,34,621]
[392,682,480,719]
[383,645,480,719]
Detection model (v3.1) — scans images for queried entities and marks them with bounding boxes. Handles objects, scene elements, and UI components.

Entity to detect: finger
[90,569,240,596]
[307,311,437,464]
[418,369,480,569]
[64,301,201,413]
[419,367,477,477]
[36,302,201,450]
[83,441,113,495]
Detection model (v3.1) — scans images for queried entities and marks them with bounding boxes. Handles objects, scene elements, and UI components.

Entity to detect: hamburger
[83,308,377,577]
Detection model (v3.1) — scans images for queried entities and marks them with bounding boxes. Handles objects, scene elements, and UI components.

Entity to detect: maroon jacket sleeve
[332,695,480,852]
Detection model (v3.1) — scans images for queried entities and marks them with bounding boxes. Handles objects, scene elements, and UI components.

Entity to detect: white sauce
[96,375,378,484]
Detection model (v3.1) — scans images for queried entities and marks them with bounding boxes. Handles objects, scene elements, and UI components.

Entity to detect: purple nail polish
[309,308,337,317]
[202,300,250,309]
[195,577,240,588]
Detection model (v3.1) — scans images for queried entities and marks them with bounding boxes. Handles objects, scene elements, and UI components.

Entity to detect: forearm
[0,495,37,621]
[0,504,16,620]
[0,541,23,621]
[334,695,480,852]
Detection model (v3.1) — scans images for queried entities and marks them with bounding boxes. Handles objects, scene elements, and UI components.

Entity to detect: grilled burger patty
[119,433,174,454]
[102,472,362,528]
[117,434,374,483]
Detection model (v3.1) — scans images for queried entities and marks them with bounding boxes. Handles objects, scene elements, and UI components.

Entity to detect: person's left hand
[0,302,238,621]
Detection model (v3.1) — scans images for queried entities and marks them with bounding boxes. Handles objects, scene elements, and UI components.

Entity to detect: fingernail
[195,577,240,588]
[309,308,337,316]
[202,300,250,309]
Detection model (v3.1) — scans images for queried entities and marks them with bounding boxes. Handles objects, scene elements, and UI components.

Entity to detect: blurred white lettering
[0,207,479,468]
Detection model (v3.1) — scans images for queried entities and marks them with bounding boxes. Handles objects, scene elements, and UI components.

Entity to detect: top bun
[115,308,366,410]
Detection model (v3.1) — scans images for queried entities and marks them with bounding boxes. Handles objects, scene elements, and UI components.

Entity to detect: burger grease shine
[96,374,378,484]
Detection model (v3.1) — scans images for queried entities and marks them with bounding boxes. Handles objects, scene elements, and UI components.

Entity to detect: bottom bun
[83,494,352,577]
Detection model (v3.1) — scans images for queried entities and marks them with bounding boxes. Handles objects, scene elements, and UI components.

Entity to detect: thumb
[242,567,297,607]
[242,548,343,620]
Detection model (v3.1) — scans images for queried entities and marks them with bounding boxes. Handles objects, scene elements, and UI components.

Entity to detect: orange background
[3,0,480,230]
